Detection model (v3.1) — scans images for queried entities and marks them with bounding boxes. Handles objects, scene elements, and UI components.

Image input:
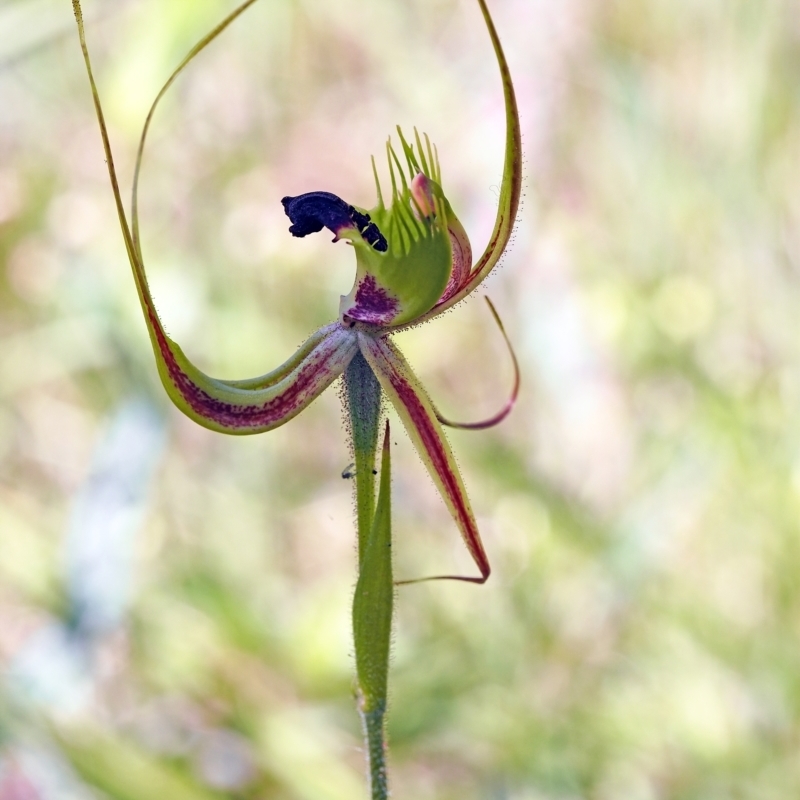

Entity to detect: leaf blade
[353,421,394,708]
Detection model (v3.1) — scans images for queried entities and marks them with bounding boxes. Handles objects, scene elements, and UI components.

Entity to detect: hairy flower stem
[345,352,393,800]
[345,352,382,562]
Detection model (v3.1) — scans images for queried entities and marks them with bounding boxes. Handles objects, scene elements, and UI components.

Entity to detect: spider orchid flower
[72,0,521,585]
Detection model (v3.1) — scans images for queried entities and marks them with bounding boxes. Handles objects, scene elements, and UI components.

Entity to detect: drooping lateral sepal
[155,324,358,435]
[358,333,490,583]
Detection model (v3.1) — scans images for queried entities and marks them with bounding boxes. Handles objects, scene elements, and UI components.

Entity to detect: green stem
[344,352,393,800]
[345,352,382,563]
[362,706,389,799]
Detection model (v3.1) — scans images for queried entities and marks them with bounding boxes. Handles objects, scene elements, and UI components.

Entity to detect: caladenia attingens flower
[73,0,521,586]
[73,0,520,794]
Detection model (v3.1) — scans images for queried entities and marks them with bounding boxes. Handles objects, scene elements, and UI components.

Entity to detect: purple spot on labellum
[345,275,399,325]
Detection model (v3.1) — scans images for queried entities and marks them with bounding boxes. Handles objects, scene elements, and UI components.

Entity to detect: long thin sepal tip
[435,296,520,431]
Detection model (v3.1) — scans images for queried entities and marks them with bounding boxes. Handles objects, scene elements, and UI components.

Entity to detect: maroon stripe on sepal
[360,334,490,582]
[151,314,356,432]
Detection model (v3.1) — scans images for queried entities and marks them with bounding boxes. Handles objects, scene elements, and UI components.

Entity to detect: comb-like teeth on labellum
[404,170,472,307]
[282,131,471,329]
[404,171,472,307]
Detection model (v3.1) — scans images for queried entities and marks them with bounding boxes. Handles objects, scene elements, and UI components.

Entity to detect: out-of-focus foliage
[2,0,800,797]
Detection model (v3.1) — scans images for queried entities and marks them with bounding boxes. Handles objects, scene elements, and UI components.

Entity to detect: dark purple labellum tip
[281,191,387,252]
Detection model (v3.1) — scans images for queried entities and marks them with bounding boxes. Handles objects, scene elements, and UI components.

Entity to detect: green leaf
[352,421,394,710]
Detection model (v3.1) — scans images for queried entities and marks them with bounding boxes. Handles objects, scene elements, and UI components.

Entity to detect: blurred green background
[2,0,800,797]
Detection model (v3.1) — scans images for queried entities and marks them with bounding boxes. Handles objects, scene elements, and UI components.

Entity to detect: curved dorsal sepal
[72,0,358,436]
